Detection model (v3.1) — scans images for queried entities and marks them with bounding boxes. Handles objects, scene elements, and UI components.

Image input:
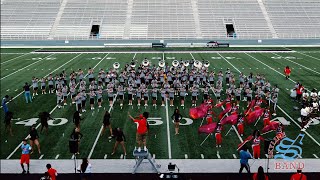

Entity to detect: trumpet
[142,59,150,67]
[113,62,120,69]
[158,60,165,68]
[172,60,179,67]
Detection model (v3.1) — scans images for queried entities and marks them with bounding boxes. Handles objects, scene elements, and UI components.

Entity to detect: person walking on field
[20,139,31,174]
[284,66,291,80]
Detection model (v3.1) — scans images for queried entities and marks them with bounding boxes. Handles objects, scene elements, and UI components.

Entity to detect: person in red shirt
[284,66,291,80]
[129,112,148,152]
[290,169,307,180]
[215,123,223,148]
[252,166,269,180]
[46,164,57,180]
[296,84,304,101]
[237,114,244,136]
[251,130,264,159]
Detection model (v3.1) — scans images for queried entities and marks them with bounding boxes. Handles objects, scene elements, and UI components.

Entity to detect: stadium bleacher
[0,0,319,40]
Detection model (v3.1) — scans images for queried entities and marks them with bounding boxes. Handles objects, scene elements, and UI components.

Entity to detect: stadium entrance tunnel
[90,25,100,37]
[226,24,236,37]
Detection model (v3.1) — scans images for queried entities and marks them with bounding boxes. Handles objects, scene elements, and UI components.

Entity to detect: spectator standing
[290,169,307,180]
[239,146,252,173]
[23,82,32,103]
[252,166,269,180]
[77,158,92,180]
[46,164,58,180]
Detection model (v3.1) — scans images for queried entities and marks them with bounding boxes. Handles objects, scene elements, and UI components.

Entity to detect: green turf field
[1,47,320,160]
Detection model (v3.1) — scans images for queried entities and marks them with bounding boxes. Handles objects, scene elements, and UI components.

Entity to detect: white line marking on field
[165,98,172,159]
[6,69,8,70]
[273,53,320,75]
[88,54,124,159]
[245,53,312,93]
[1,54,82,109]
[265,154,268,158]
[120,154,123,159]
[313,154,319,158]
[1,53,29,65]
[201,154,204,159]
[163,52,165,60]
[233,154,237,159]
[6,105,59,159]
[153,154,156,159]
[6,89,10,91]
[39,154,44,159]
[185,154,188,159]
[15,89,18,91]
[217,153,221,159]
[71,155,74,159]
[55,154,60,159]
[1,54,53,80]
[104,154,108,159]
[284,47,320,62]
[133,53,137,59]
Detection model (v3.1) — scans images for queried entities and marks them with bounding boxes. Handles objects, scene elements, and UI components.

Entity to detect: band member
[230,102,238,115]
[271,94,278,116]
[29,126,41,154]
[263,109,271,127]
[48,75,54,94]
[128,112,148,152]
[143,87,149,107]
[296,83,304,102]
[160,88,166,106]
[171,109,182,135]
[300,104,310,129]
[101,111,113,139]
[111,128,127,156]
[96,86,103,108]
[235,87,241,106]
[284,66,291,80]
[215,123,223,148]
[251,130,264,159]
[62,85,68,106]
[75,93,82,113]
[56,88,63,109]
[151,85,158,107]
[118,85,125,108]
[206,105,214,124]
[191,85,198,107]
[32,77,39,97]
[168,87,175,107]
[179,84,187,107]
[136,87,142,107]
[73,111,82,129]
[203,86,210,101]
[89,90,96,110]
[237,114,244,136]
[70,84,76,104]
[127,85,134,106]
[20,139,31,174]
[107,83,114,106]
[70,128,83,154]
[4,111,14,136]
[40,77,47,95]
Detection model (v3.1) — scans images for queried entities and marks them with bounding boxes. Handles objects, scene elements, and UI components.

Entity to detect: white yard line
[71,155,74,159]
[201,154,204,159]
[233,154,237,159]
[190,52,195,59]
[185,154,188,159]
[244,53,311,93]
[216,153,221,159]
[218,53,320,148]
[165,98,172,159]
[39,154,44,159]
[162,52,165,60]
[104,154,108,159]
[1,54,54,80]
[6,53,108,159]
[272,53,320,75]
[1,53,82,109]
[133,53,137,59]
[87,93,118,159]
[1,53,29,65]
[55,154,60,159]
[284,47,320,62]
[313,154,319,159]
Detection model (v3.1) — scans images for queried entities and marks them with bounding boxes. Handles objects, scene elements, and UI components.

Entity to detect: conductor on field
[284,66,291,80]
[128,112,148,152]
[20,139,31,174]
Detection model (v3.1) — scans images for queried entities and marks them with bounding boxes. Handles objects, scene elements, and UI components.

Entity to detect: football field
[1,47,320,161]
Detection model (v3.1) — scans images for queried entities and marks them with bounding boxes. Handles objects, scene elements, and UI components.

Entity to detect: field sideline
[1,47,320,162]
